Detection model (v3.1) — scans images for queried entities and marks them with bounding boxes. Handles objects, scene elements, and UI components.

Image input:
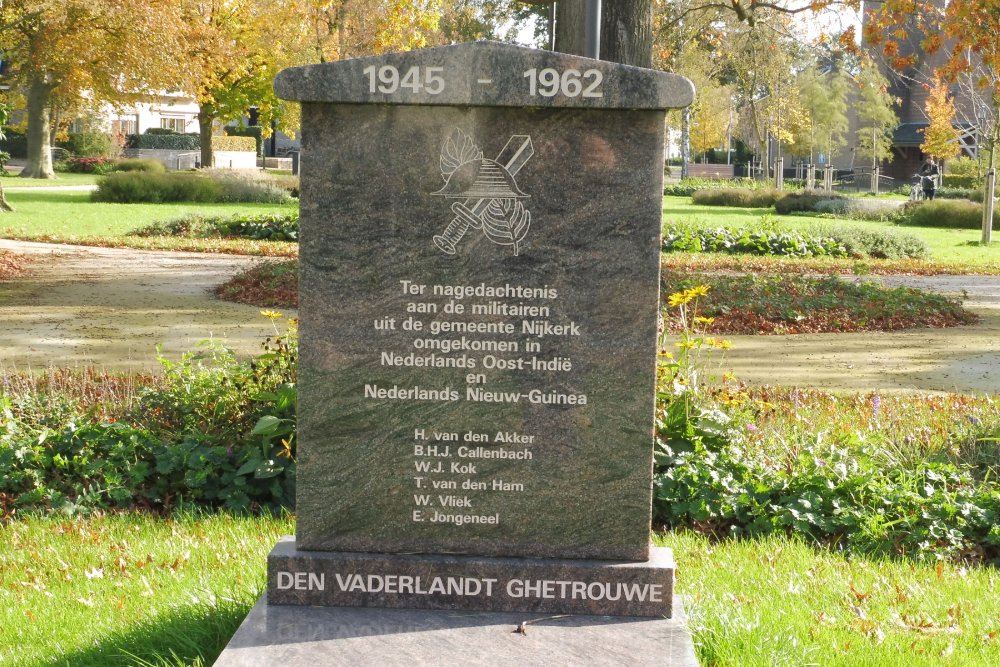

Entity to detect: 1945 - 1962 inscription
[362,65,604,99]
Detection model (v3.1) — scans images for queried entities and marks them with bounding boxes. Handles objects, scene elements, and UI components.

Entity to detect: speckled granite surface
[214,594,698,667]
[268,43,694,619]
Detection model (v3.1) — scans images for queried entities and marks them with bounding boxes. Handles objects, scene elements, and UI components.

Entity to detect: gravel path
[0,239,296,371]
[718,275,1000,395]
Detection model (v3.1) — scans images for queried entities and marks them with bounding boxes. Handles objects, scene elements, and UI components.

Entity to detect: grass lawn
[1,173,102,188]
[0,512,292,667]
[663,196,1000,273]
[0,190,298,256]
[2,513,997,666]
[662,531,1000,666]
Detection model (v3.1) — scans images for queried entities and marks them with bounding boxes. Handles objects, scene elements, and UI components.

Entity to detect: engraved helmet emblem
[432,158,528,200]
[431,128,534,256]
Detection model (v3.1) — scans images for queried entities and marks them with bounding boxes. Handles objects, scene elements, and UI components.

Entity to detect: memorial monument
[216,41,697,665]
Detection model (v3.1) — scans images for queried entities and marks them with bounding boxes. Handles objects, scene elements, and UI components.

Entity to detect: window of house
[111,116,138,136]
[160,117,188,133]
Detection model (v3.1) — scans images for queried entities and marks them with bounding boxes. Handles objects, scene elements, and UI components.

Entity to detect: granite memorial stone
[255,41,692,624]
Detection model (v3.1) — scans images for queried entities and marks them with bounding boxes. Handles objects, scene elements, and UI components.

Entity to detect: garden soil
[0,239,296,372]
[1,239,998,394]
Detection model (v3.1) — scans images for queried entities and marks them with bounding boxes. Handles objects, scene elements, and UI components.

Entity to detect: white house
[68,91,200,136]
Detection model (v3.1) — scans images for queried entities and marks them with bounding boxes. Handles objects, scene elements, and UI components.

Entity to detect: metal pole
[584,0,601,59]
[549,2,556,51]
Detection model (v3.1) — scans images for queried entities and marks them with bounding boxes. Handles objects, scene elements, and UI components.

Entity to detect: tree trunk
[554,0,586,56]
[555,0,652,67]
[198,105,215,169]
[21,78,55,179]
[600,0,652,67]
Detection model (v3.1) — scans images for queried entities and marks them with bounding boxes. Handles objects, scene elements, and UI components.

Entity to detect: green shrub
[202,168,292,204]
[92,172,222,203]
[0,328,298,513]
[63,156,118,174]
[114,157,167,173]
[270,173,299,197]
[691,188,782,208]
[663,225,848,258]
[665,219,928,260]
[664,177,784,197]
[936,186,982,201]
[0,150,10,174]
[947,156,982,178]
[811,197,904,221]
[653,401,1000,561]
[774,190,845,214]
[821,226,928,259]
[942,174,980,189]
[900,199,999,229]
[213,135,256,152]
[126,133,201,150]
[62,132,120,158]
[0,130,27,158]
[131,212,299,241]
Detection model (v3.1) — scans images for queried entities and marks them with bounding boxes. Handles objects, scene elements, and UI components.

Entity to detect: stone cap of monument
[274,40,694,110]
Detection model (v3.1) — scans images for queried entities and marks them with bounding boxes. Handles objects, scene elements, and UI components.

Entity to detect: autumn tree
[920,76,961,160]
[0,0,187,178]
[301,0,443,63]
[686,64,732,160]
[866,0,999,240]
[179,0,313,168]
[793,64,849,165]
[854,58,899,172]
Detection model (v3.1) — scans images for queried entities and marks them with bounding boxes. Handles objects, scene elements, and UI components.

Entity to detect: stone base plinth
[214,594,698,667]
[267,537,674,617]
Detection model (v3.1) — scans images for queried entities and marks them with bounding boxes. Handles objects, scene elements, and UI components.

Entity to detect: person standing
[919,156,940,200]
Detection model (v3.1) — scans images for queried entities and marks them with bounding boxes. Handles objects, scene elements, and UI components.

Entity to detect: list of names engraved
[363,279,589,528]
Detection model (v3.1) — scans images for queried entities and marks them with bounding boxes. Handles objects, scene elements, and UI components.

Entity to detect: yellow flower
[668,291,693,307]
[260,310,283,320]
[694,316,716,325]
[689,285,710,297]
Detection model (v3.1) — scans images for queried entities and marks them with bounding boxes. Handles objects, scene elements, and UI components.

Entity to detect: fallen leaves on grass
[662,252,1000,276]
[662,271,978,335]
[215,260,298,308]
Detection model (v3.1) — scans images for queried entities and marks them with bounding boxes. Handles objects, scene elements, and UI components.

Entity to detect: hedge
[0,131,27,158]
[127,133,201,150]
[225,125,263,156]
[213,135,256,152]
[691,188,782,208]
